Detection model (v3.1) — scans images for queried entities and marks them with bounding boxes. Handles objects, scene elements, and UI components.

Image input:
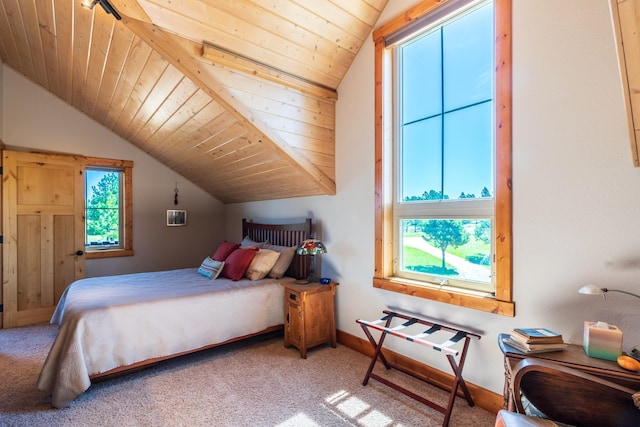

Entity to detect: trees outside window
[86,170,121,247]
[85,158,134,259]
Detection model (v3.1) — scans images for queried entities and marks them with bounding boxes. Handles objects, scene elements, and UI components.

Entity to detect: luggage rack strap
[359,318,460,356]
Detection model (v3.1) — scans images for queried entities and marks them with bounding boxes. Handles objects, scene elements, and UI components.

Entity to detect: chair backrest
[511,358,640,427]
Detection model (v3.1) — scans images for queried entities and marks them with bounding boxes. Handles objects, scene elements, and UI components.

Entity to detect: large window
[373,0,514,315]
[85,157,133,259]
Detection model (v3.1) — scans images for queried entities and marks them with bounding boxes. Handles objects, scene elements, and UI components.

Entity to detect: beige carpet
[0,323,496,426]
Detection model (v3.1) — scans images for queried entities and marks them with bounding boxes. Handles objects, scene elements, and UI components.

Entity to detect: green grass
[448,234,490,259]
[404,232,422,238]
[404,231,490,268]
[405,231,489,258]
[402,245,457,275]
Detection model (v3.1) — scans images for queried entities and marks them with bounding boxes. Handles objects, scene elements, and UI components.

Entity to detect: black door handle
[70,250,84,256]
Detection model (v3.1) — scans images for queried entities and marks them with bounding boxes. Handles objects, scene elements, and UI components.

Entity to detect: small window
[86,168,123,249]
[85,158,133,258]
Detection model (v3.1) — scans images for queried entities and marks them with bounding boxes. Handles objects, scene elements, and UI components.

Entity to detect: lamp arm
[605,289,640,300]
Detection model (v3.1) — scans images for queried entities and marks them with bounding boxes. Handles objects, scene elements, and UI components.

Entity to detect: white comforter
[37,268,287,408]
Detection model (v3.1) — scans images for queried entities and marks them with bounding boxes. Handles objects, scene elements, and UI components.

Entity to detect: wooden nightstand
[283,281,337,358]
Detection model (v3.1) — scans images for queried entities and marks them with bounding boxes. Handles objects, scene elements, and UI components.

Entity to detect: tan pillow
[245,249,281,281]
[264,245,297,279]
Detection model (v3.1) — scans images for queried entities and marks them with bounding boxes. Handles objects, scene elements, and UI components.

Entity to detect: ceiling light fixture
[80,0,99,8]
[80,0,121,20]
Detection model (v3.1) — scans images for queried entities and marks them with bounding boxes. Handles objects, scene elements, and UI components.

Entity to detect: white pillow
[197,257,225,279]
[240,236,268,248]
[245,249,281,281]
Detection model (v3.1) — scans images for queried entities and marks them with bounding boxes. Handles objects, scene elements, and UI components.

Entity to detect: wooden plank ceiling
[0,0,387,203]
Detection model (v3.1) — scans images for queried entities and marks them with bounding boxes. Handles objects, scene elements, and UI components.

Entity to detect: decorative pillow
[264,244,297,279]
[197,257,225,280]
[240,236,268,248]
[245,249,281,281]
[222,247,259,281]
[212,241,240,262]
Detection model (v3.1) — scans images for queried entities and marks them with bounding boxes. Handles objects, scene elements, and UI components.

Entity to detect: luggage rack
[356,310,481,427]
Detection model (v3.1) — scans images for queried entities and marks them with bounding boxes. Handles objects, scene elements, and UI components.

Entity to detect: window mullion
[440,26,445,200]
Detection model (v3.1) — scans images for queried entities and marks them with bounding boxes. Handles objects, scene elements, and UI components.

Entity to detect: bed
[37,218,312,408]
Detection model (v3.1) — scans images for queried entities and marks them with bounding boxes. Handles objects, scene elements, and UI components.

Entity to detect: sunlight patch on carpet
[336,395,370,418]
[275,412,321,427]
[324,389,398,426]
[359,410,394,427]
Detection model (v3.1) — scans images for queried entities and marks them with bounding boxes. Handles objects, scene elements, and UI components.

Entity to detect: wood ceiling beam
[107,1,336,195]
[201,42,337,102]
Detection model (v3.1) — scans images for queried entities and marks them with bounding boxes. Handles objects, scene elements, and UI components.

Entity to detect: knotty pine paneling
[0,0,388,203]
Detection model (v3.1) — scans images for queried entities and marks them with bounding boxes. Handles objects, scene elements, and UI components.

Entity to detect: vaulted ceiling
[0,0,388,203]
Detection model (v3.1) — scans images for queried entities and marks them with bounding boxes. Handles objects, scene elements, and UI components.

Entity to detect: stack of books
[503,327,566,354]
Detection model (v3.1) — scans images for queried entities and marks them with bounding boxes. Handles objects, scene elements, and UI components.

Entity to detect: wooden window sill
[86,249,134,259]
[373,277,515,317]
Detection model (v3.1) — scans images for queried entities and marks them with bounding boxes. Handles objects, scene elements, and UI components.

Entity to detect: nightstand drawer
[287,290,301,305]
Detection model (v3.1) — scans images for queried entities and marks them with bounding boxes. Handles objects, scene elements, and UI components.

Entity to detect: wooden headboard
[242,218,312,280]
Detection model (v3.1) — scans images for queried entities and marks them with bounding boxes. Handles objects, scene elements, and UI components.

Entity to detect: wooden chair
[510,358,640,427]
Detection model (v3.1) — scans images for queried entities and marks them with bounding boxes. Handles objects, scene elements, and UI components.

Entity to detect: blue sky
[400,3,494,200]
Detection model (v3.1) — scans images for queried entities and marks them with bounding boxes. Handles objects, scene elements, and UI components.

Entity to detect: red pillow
[212,241,240,262]
[222,247,258,281]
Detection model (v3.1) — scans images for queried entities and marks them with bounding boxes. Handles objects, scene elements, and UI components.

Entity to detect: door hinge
[0,235,3,243]
[0,166,3,174]
[0,304,3,313]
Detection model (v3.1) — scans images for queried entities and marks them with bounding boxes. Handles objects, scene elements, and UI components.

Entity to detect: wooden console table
[498,333,640,411]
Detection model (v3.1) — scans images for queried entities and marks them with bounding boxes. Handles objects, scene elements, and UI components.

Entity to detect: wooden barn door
[2,151,86,328]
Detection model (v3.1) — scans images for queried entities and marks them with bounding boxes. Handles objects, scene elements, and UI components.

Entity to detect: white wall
[1,66,226,277]
[226,0,640,396]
